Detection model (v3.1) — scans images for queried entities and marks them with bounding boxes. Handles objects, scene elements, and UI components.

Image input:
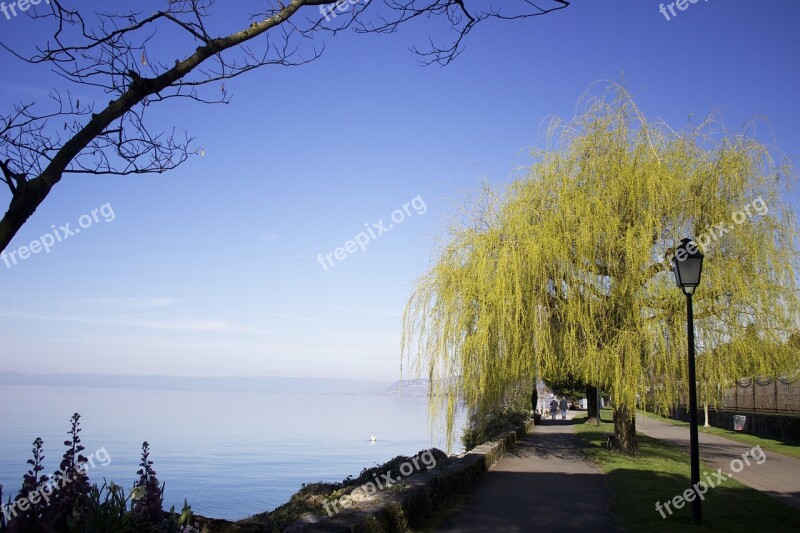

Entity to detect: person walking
[559,397,568,420]
[549,398,558,421]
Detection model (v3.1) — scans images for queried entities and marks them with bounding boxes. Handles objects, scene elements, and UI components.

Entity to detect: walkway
[637,413,800,512]
[433,416,617,532]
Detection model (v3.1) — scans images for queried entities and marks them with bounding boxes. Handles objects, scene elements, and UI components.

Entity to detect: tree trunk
[586,384,599,423]
[612,404,640,454]
[703,401,710,428]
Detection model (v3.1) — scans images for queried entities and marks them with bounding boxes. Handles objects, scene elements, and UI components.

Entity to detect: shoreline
[185,419,533,532]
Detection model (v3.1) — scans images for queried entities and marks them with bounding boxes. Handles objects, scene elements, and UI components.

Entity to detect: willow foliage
[402,85,800,449]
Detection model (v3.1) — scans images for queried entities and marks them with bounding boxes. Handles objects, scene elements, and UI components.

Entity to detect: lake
[0,385,464,521]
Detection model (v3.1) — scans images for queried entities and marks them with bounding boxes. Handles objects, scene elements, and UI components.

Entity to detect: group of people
[549,397,569,420]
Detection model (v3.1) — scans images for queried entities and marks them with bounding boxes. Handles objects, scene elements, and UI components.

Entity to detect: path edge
[292,419,536,532]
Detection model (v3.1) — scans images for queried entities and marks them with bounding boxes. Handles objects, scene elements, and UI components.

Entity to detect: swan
[370,434,377,442]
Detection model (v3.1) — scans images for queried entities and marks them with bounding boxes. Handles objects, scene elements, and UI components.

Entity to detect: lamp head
[672,238,704,294]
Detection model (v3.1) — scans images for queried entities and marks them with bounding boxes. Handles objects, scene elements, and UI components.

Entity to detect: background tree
[547,372,601,421]
[694,324,759,426]
[402,84,800,454]
[0,0,570,252]
[546,373,581,401]
[694,327,800,426]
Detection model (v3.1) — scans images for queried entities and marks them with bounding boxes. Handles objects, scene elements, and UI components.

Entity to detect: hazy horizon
[0,371,413,395]
[2,1,799,386]
[0,384,460,520]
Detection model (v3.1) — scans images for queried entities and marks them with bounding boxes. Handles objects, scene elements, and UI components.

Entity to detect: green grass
[575,409,800,532]
[639,410,800,461]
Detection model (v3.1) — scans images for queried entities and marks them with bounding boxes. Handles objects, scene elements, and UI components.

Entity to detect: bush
[133,441,165,525]
[461,408,529,451]
[3,414,197,532]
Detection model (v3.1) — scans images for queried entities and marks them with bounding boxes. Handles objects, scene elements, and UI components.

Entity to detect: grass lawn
[575,409,800,532]
[639,410,800,461]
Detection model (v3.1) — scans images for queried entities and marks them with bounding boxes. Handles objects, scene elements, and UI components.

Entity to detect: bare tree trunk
[612,404,640,455]
[586,384,599,423]
[703,401,710,428]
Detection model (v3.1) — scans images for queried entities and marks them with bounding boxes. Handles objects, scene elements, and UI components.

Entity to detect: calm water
[0,385,464,520]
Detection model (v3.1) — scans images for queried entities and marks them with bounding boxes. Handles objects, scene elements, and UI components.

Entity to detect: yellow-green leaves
[403,85,800,448]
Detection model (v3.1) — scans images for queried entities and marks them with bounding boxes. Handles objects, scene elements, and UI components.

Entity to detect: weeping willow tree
[402,84,800,454]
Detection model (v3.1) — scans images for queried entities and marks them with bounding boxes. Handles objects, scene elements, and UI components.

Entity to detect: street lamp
[672,237,704,525]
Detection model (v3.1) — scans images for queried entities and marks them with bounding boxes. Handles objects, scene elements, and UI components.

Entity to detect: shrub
[8,437,49,532]
[50,413,93,530]
[3,415,193,532]
[132,441,166,525]
[461,407,529,451]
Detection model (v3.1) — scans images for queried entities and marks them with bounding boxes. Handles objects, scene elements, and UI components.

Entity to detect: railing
[669,374,800,415]
[722,376,800,414]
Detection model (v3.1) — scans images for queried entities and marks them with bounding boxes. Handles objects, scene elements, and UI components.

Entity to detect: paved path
[637,413,800,512]
[434,417,617,532]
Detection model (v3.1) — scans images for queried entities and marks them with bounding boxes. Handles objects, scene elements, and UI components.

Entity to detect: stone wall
[293,419,535,532]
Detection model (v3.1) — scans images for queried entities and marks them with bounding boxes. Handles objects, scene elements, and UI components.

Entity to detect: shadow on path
[534,418,582,426]
[433,419,617,532]
[637,413,800,513]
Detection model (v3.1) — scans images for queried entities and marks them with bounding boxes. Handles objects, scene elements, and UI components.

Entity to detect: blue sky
[0,0,798,381]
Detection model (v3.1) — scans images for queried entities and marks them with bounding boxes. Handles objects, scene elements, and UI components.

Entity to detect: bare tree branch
[0,0,569,252]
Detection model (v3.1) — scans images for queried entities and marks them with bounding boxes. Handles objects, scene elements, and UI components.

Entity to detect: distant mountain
[0,372,388,394]
[372,379,431,396]
[335,378,433,397]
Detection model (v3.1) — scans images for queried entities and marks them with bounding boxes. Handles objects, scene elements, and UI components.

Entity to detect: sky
[0,0,798,381]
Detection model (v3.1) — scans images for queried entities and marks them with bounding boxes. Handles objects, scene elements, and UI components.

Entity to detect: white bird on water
[370,434,377,443]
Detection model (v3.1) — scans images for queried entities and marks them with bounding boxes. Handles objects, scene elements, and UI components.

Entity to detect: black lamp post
[672,237,704,525]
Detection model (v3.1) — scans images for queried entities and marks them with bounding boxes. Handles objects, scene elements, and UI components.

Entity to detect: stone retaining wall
[293,419,535,532]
